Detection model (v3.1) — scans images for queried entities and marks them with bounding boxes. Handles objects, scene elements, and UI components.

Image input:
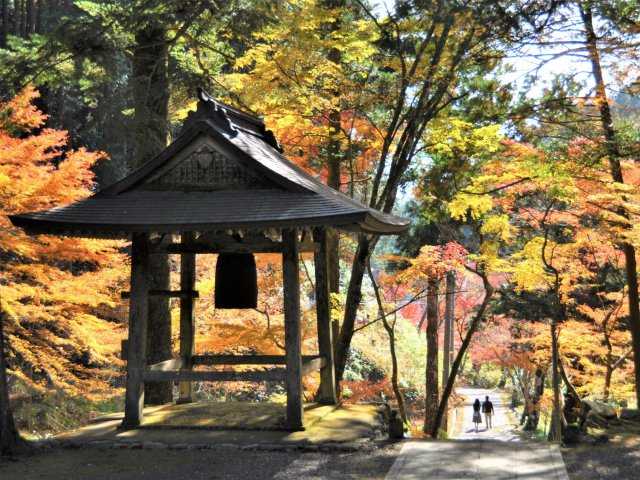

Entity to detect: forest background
[1,0,640,441]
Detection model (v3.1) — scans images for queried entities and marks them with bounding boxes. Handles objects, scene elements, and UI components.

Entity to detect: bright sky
[369,1,638,99]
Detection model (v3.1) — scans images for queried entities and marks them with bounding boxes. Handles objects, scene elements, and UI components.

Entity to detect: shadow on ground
[0,444,402,480]
[562,435,640,480]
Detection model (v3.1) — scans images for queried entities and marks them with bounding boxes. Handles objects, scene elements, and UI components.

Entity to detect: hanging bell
[214,252,258,309]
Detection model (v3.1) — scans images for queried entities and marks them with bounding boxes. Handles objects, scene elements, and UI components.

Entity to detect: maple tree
[0,87,129,438]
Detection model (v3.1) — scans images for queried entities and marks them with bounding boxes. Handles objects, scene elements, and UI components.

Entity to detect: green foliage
[343,347,385,383]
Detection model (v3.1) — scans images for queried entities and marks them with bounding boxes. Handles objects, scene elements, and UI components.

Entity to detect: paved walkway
[386,388,570,480]
[455,387,520,441]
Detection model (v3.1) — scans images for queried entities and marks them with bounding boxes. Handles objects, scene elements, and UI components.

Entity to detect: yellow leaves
[474,240,508,273]
[448,192,494,220]
[221,0,378,154]
[425,119,502,158]
[330,292,345,323]
[481,214,512,242]
[510,237,553,292]
[196,277,215,296]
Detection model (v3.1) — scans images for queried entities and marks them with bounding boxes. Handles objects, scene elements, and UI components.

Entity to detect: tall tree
[322,0,344,295]
[130,18,172,404]
[578,1,640,408]
[333,0,543,386]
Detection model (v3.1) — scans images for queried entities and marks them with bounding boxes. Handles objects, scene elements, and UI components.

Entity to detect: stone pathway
[386,388,570,480]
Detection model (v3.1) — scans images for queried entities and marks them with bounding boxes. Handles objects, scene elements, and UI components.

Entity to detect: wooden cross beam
[148,231,318,254]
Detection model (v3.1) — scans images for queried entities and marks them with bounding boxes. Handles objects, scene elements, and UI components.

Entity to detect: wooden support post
[123,233,151,428]
[178,232,196,404]
[313,227,337,404]
[282,229,304,430]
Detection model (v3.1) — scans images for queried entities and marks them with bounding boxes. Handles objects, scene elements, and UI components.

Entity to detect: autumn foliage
[1,87,128,400]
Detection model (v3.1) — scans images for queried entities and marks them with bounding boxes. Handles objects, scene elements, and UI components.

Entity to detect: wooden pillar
[313,227,337,404]
[178,232,196,404]
[282,228,304,430]
[123,233,151,428]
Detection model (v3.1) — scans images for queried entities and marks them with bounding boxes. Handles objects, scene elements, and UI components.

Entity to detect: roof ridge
[197,88,263,126]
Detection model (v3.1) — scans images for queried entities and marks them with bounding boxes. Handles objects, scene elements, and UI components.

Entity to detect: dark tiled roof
[10,91,409,238]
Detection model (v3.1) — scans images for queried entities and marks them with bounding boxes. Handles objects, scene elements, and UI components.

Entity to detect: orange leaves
[0,88,107,260]
[394,242,468,286]
[0,85,47,131]
[1,87,128,397]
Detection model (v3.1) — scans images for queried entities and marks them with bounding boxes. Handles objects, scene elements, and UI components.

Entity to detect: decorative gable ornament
[195,145,214,169]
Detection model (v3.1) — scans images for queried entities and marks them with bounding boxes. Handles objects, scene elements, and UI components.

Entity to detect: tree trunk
[323,0,344,297]
[334,235,372,387]
[35,0,43,34]
[558,356,580,402]
[131,22,172,405]
[0,310,21,455]
[549,320,562,442]
[441,271,455,431]
[423,277,439,433]
[603,366,612,402]
[580,3,640,408]
[1,0,8,47]
[431,269,493,438]
[367,264,407,423]
[14,0,21,36]
[25,0,33,35]
[602,348,632,402]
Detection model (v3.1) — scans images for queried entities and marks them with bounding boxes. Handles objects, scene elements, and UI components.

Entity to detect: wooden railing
[142,354,326,383]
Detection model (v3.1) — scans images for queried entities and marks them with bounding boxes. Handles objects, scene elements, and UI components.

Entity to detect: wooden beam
[148,358,184,371]
[302,356,326,376]
[150,232,318,255]
[313,227,337,404]
[282,228,304,430]
[120,289,199,299]
[143,369,287,383]
[178,233,196,404]
[193,354,322,366]
[163,242,285,254]
[123,233,150,428]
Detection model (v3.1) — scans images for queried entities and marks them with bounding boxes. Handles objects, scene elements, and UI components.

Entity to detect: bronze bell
[214,252,258,309]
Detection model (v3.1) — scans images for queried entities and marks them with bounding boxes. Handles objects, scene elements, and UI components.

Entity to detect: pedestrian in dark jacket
[482,396,495,429]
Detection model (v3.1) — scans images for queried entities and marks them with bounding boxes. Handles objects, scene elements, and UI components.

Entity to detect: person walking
[472,399,482,432]
[482,395,495,429]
